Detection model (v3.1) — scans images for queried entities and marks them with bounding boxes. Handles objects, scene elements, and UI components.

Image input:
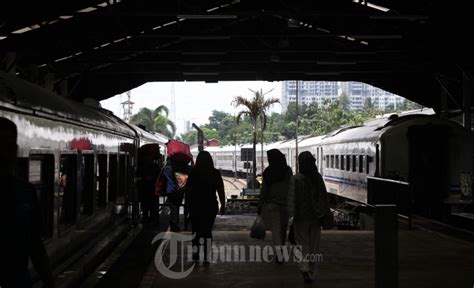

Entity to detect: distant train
[0,71,167,283]
[193,109,473,221]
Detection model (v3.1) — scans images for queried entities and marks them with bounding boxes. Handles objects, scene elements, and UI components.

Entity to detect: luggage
[166,139,192,164]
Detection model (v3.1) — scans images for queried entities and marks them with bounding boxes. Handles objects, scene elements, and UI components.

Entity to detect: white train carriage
[318,113,472,220]
[190,110,472,221]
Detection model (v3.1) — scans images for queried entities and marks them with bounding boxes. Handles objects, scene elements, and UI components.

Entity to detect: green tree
[340,91,351,111]
[130,105,176,138]
[206,110,229,130]
[180,127,219,145]
[232,89,279,187]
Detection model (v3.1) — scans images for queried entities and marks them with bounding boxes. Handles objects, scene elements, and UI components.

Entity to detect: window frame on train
[29,151,55,240]
[58,152,79,232]
[96,153,108,209]
[79,150,96,219]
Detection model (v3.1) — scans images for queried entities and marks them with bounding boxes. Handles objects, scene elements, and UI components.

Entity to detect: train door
[29,152,55,239]
[58,152,78,231]
[407,125,450,221]
[97,153,108,209]
[108,153,118,203]
[79,151,95,219]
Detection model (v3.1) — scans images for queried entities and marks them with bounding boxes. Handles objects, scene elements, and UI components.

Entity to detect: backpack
[166,140,192,164]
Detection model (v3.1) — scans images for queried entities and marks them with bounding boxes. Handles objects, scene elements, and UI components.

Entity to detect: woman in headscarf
[257,149,293,262]
[288,151,331,283]
[186,151,225,262]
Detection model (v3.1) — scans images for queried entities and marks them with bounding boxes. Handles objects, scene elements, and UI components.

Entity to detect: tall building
[281,81,339,112]
[281,80,405,111]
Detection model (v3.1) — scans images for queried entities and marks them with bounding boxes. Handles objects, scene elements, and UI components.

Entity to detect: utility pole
[261,119,264,174]
[170,82,176,125]
[295,80,299,173]
[192,123,204,152]
[121,91,134,123]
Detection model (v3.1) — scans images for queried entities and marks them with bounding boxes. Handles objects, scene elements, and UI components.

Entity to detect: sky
[100,81,282,135]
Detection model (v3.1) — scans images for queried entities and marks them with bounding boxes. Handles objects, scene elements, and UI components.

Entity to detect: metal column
[463,72,472,131]
[375,204,398,288]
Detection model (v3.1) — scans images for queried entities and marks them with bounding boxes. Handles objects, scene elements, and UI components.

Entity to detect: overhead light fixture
[0,36,7,40]
[352,0,390,12]
[12,26,33,34]
[177,14,236,20]
[78,7,97,13]
[162,21,177,27]
[288,19,299,28]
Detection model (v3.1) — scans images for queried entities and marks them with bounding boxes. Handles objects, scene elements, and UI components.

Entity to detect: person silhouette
[257,149,292,263]
[288,151,331,283]
[185,151,225,262]
[0,117,54,288]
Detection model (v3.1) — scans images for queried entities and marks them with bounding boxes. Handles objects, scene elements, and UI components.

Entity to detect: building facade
[281,80,405,111]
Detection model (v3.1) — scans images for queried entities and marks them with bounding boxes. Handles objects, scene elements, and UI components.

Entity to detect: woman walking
[186,151,225,262]
[257,149,292,262]
[288,151,331,283]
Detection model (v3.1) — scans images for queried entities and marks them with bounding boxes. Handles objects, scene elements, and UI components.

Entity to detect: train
[193,109,473,222]
[0,71,167,285]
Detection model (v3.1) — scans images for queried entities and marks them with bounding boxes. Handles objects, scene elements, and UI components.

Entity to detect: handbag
[320,210,335,230]
[250,216,266,240]
[288,223,296,245]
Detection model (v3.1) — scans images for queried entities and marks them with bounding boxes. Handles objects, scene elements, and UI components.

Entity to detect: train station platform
[88,214,474,288]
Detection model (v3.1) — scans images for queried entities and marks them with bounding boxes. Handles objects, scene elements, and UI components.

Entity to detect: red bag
[166,139,192,164]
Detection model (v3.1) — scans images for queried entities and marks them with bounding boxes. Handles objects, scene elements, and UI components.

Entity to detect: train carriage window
[108,153,118,203]
[330,155,334,168]
[352,155,357,172]
[366,156,372,174]
[29,154,54,239]
[117,153,129,204]
[59,154,78,228]
[335,155,339,169]
[358,155,363,173]
[97,154,108,209]
[346,156,351,171]
[326,155,329,169]
[341,155,345,170]
[80,153,95,217]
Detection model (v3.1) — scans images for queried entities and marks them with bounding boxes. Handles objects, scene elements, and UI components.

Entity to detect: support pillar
[375,204,398,288]
[60,80,69,97]
[3,52,17,74]
[44,73,54,92]
[440,91,449,119]
[463,72,472,131]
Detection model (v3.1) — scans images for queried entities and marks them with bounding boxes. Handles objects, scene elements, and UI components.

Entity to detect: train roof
[298,135,326,148]
[0,72,135,137]
[319,110,450,144]
[130,124,168,146]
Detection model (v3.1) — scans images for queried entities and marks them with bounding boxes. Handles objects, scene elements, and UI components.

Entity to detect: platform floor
[95,215,474,288]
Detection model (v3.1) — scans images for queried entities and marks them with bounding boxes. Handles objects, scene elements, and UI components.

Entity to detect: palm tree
[232,89,279,190]
[130,105,176,138]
